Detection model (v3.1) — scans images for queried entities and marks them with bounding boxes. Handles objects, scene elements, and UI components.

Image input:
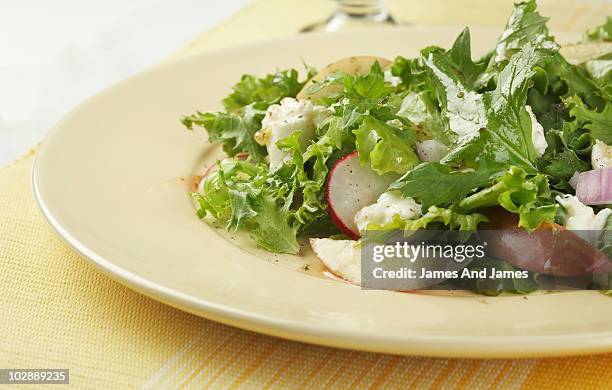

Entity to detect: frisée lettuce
[182,0,612,279]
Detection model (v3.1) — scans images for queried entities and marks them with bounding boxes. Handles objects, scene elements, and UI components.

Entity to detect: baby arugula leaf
[477,0,556,88]
[388,162,490,211]
[440,43,552,175]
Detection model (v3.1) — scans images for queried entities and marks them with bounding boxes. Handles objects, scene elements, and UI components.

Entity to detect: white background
[0,0,252,165]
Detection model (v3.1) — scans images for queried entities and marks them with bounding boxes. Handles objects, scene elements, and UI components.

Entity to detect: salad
[183,1,612,295]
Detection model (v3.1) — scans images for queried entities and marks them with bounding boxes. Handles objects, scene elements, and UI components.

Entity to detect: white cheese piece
[526,105,548,157]
[260,98,330,170]
[383,69,401,87]
[591,140,612,169]
[416,139,449,162]
[397,93,430,124]
[556,194,612,231]
[425,54,487,142]
[354,191,422,233]
[586,60,612,79]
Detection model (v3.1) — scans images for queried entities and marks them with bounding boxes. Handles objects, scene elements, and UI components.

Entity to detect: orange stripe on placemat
[346,354,385,390]
[503,360,535,388]
[227,342,280,389]
[296,349,340,388]
[143,333,204,389]
[455,360,482,389]
[261,348,301,388]
[429,360,458,389]
[321,351,357,389]
[176,332,241,389]
[407,359,437,390]
[159,328,238,388]
[369,356,401,389]
[489,360,514,388]
[519,354,612,389]
[199,339,255,388]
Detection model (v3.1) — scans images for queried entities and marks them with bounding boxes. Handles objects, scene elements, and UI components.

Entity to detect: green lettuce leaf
[192,159,300,254]
[584,16,612,42]
[390,56,430,91]
[440,44,549,175]
[276,131,328,227]
[455,166,557,230]
[402,206,488,231]
[388,162,490,211]
[477,0,555,88]
[541,53,610,111]
[222,69,307,112]
[353,115,419,175]
[539,149,590,181]
[565,95,612,144]
[599,214,612,257]
[363,206,487,232]
[429,28,487,90]
[182,107,268,162]
[458,256,539,296]
[396,91,452,145]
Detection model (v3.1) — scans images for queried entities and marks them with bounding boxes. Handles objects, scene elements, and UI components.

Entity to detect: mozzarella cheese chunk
[526,105,548,157]
[425,54,487,142]
[586,60,612,79]
[260,98,330,170]
[416,139,449,162]
[591,140,612,169]
[383,69,401,87]
[397,93,430,124]
[556,194,612,231]
[354,191,422,233]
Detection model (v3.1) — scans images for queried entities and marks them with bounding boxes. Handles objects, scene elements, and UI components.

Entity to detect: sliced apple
[560,42,612,65]
[297,56,392,101]
[325,151,397,239]
[310,238,361,285]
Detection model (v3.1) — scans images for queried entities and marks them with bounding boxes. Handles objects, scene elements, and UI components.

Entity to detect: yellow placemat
[2,1,612,388]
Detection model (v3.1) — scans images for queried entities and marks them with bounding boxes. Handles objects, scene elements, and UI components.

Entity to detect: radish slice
[576,167,612,205]
[325,151,397,239]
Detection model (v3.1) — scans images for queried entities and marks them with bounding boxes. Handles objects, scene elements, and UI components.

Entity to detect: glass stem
[336,0,390,20]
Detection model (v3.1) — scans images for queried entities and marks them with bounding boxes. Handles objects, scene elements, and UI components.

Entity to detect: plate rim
[31,26,612,359]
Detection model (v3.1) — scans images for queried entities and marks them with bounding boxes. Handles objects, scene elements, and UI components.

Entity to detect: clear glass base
[301,5,396,32]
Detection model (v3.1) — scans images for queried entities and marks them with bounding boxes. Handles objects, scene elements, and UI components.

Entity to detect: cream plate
[33,26,612,358]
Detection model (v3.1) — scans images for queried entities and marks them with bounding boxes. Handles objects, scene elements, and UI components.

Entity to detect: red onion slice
[576,167,612,205]
[569,171,580,189]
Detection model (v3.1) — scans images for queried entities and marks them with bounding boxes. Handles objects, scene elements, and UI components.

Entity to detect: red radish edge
[325,152,361,240]
[324,151,396,239]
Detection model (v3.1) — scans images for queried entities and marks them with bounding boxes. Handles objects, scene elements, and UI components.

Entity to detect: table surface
[0,0,252,166]
[2,0,612,388]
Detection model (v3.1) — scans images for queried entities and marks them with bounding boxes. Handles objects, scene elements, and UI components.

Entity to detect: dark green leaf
[389,162,490,210]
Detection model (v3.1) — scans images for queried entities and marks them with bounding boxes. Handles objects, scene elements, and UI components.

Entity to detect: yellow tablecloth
[2,0,612,388]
